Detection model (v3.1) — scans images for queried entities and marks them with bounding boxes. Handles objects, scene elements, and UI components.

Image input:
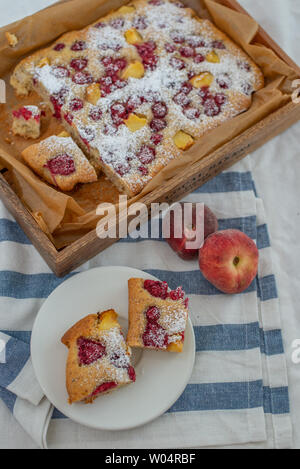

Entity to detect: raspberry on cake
[61,310,136,404]
[21,133,97,191]
[127,278,189,352]
[10,0,264,196]
[12,105,41,139]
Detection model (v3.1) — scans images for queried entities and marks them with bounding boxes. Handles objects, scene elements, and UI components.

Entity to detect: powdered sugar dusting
[159,305,187,335]
[21,0,262,194]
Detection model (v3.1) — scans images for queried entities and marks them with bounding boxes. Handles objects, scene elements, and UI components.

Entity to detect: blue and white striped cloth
[0,157,292,449]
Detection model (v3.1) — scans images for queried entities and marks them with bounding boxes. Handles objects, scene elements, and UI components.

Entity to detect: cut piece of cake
[10,0,264,196]
[127,277,189,352]
[61,310,136,404]
[21,133,97,191]
[12,105,41,139]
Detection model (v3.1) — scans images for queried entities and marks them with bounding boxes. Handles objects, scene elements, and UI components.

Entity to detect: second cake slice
[127,278,189,352]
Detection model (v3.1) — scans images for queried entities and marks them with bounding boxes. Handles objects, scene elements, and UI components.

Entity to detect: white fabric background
[0,0,299,449]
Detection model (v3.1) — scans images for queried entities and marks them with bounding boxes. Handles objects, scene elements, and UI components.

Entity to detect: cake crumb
[5,32,18,48]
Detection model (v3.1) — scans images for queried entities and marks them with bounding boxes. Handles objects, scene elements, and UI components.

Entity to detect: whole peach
[199,229,259,294]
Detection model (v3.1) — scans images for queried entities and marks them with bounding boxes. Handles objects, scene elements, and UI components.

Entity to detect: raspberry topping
[179,46,195,58]
[94,22,106,28]
[45,154,76,176]
[80,127,96,146]
[133,16,148,30]
[92,382,117,396]
[199,86,213,103]
[187,37,206,48]
[110,102,128,124]
[173,92,191,107]
[150,118,167,132]
[149,0,163,5]
[138,165,149,175]
[13,107,36,121]
[137,145,156,164]
[183,107,200,119]
[194,54,205,63]
[165,43,176,53]
[151,101,168,118]
[50,88,68,118]
[217,73,232,89]
[70,58,88,71]
[53,43,65,51]
[168,286,185,301]
[71,40,86,51]
[150,133,163,145]
[52,66,70,78]
[211,40,225,49]
[72,71,93,84]
[77,337,106,365]
[204,98,221,117]
[89,107,102,121]
[102,56,114,67]
[64,112,74,125]
[128,366,136,382]
[180,81,193,94]
[143,54,158,70]
[170,57,186,70]
[142,321,168,348]
[238,61,251,72]
[170,32,185,44]
[110,18,124,29]
[136,42,158,70]
[126,95,144,112]
[146,306,160,322]
[115,163,130,176]
[144,279,168,299]
[69,98,84,111]
[214,93,227,106]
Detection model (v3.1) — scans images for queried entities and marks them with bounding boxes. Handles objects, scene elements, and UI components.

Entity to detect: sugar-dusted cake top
[11,0,264,195]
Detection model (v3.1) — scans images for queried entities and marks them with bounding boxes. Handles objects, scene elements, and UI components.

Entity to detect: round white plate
[31,266,195,431]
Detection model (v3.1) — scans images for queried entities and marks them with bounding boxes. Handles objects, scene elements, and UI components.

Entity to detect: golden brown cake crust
[11,0,264,196]
[21,134,97,191]
[61,310,135,404]
[127,278,188,352]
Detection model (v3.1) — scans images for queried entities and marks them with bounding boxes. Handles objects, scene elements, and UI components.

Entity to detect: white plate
[31,266,195,431]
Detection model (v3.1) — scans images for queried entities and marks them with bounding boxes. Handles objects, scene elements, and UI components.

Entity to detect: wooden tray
[0,0,300,277]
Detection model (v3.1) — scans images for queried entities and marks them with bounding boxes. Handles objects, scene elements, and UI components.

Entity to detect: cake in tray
[22,132,97,191]
[11,0,264,196]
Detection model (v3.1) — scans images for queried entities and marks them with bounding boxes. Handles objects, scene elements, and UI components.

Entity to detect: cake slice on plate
[127,278,189,352]
[61,309,136,404]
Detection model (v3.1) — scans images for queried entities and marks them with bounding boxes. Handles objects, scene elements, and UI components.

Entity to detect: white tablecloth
[0,0,299,449]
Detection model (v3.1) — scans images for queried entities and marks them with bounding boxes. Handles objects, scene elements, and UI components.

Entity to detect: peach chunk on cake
[127,278,189,352]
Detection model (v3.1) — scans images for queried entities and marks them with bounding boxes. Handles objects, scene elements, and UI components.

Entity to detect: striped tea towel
[0,156,292,449]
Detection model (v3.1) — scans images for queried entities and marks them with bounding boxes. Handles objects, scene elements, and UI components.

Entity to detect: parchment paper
[0,0,298,249]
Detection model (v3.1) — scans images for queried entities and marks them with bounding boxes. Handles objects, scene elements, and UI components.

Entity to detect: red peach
[165,203,218,260]
[199,229,259,294]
